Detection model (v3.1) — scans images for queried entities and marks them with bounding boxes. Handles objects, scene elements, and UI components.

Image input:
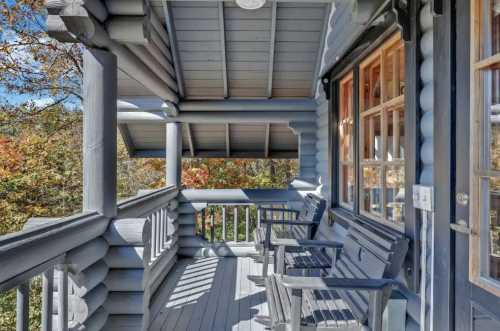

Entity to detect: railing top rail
[0,211,102,249]
[180,188,306,204]
[0,185,179,285]
[117,185,178,211]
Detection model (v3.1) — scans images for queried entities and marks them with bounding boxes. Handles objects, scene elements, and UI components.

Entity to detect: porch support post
[166,122,182,187]
[83,48,117,217]
[289,121,317,183]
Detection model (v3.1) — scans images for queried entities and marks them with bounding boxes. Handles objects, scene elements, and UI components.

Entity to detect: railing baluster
[58,265,68,331]
[245,207,250,242]
[158,210,163,252]
[151,215,155,259]
[210,211,215,243]
[233,207,238,242]
[257,207,261,229]
[156,212,161,257]
[201,209,206,240]
[42,268,54,331]
[222,207,226,241]
[16,282,29,331]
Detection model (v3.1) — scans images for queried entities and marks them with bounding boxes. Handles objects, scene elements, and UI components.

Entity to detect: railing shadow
[151,256,267,330]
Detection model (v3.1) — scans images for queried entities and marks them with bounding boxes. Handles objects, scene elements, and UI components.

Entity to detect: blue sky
[0,1,82,111]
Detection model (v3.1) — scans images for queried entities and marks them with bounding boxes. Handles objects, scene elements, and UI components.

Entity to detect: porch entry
[452,0,500,329]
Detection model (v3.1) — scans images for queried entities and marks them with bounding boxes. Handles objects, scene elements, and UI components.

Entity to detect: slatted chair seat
[265,275,364,330]
[284,249,332,270]
[261,218,409,331]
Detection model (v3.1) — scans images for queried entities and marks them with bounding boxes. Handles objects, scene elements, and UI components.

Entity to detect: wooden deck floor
[150,257,270,331]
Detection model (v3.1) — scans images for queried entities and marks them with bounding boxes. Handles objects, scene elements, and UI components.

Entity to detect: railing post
[57,265,68,331]
[210,210,215,243]
[222,207,227,241]
[245,207,250,242]
[82,49,117,218]
[201,209,206,239]
[16,282,29,331]
[42,269,54,331]
[233,207,238,242]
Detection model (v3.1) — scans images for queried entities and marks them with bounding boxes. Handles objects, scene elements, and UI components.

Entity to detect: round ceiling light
[235,0,266,10]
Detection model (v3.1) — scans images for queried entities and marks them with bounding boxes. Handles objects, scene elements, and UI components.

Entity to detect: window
[335,33,406,230]
[470,0,500,295]
[339,72,355,208]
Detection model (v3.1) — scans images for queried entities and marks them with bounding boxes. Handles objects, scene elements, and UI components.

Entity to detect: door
[453,0,500,330]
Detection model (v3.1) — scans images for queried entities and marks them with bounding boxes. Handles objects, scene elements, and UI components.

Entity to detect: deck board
[150,257,270,331]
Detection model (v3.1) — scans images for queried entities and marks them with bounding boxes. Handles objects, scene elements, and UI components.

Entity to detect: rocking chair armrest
[272,238,343,249]
[261,219,314,226]
[258,207,300,214]
[280,276,397,291]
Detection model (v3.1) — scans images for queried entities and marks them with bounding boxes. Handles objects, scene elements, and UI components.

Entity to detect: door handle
[450,219,475,235]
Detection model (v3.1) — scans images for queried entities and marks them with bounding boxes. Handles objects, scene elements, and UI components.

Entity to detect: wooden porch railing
[197,203,296,243]
[0,186,179,331]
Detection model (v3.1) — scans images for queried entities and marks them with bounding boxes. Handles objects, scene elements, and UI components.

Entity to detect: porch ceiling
[147,0,331,100]
[47,0,331,159]
[121,122,298,158]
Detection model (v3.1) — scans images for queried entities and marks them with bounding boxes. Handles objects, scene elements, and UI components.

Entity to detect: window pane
[341,165,354,206]
[383,47,405,101]
[386,166,405,224]
[340,78,354,162]
[488,177,500,280]
[387,109,405,160]
[362,166,382,214]
[361,59,381,111]
[489,68,500,170]
[362,114,382,160]
[482,0,500,58]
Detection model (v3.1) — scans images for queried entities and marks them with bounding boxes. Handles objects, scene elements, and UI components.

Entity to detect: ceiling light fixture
[235,0,266,10]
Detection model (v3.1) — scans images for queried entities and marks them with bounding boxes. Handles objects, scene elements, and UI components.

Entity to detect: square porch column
[166,122,182,187]
[83,48,117,218]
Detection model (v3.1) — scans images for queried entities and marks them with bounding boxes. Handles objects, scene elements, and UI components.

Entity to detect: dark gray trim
[330,80,339,208]
[454,0,471,329]
[433,0,455,329]
[353,66,361,215]
[403,0,422,293]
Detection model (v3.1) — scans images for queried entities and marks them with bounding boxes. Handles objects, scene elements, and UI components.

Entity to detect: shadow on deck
[150,257,270,331]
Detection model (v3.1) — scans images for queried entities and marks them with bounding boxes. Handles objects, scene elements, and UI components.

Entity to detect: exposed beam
[118,124,135,156]
[185,123,195,157]
[218,2,228,98]
[54,7,179,102]
[118,111,316,124]
[225,124,231,157]
[178,98,317,112]
[162,0,185,98]
[132,149,298,159]
[267,2,277,98]
[312,3,332,96]
[264,123,271,158]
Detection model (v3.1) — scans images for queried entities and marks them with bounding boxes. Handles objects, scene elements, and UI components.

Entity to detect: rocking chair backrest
[292,194,326,239]
[332,218,408,324]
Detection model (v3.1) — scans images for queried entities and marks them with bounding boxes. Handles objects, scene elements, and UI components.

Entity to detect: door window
[471,0,500,295]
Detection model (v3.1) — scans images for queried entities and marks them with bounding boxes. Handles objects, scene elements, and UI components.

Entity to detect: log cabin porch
[4,0,500,330]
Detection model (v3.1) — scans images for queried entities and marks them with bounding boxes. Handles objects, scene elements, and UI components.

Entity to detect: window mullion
[353,66,361,215]
[381,107,388,220]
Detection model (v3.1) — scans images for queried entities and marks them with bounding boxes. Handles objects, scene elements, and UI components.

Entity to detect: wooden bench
[260,218,409,331]
[253,194,326,278]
